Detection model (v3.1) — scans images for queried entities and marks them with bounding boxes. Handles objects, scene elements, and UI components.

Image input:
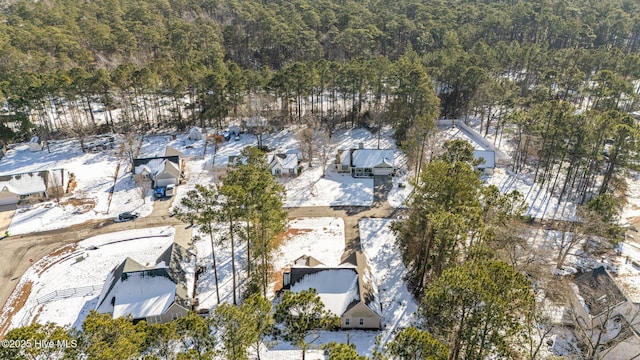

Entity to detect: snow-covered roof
[134,158,180,179]
[0,169,68,196]
[290,268,359,317]
[268,153,300,170]
[96,243,194,319]
[112,272,177,319]
[29,136,41,143]
[351,149,394,168]
[339,150,350,166]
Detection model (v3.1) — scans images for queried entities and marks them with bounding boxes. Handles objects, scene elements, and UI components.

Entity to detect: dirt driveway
[0,205,16,235]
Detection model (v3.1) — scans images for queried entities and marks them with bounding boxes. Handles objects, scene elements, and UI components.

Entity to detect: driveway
[0,205,16,235]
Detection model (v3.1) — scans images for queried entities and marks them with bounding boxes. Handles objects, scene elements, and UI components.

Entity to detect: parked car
[165,184,175,197]
[234,134,241,141]
[155,187,166,198]
[115,212,139,223]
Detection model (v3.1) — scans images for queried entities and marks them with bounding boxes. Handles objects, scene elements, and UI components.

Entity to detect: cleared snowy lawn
[2,227,177,330]
[193,217,346,310]
[0,139,153,235]
[281,165,373,207]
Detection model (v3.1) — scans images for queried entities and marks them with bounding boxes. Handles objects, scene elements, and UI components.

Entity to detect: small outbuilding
[28,136,44,152]
[188,127,203,141]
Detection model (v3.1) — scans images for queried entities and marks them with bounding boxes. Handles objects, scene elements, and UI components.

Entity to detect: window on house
[359,318,364,325]
[342,165,349,171]
[289,168,295,174]
[345,318,350,325]
[275,169,281,175]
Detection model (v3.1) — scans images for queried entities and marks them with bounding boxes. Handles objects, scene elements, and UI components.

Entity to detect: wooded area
[2,0,640,358]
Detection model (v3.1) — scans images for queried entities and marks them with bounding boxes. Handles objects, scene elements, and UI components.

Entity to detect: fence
[36,284,103,305]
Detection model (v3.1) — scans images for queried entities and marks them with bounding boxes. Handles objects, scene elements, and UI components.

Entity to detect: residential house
[267,153,302,176]
[282,251,382,329]
[95,243,195,324]
[28,136,44,152]
[133,146,182,188]
[335,144,395,177]
[569,267,640,359]
[0,168,69,206]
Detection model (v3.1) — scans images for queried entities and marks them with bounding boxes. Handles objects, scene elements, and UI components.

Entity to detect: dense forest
[1,0,640,199]
[2,0,640,358]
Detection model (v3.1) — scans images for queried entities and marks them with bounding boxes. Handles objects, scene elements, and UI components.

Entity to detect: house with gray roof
[133,146,182,188]
[95,243,195,324]
[335,144,395,177]
[282,250,382,329]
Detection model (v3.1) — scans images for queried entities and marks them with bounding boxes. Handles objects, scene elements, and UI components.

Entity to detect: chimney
[358,142,364,149]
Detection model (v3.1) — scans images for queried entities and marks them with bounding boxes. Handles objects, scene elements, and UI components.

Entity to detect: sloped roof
[96,243,194,318]
[268,153,300,170]
[351,149,394,169]
[290,268,360,317]
[0,169,68,196]
[293,255,324,267]
[164,146,182,157]
[286,251,382,319]
[573,266,627,317]
[134,158,180,180]
[340,250,382,317]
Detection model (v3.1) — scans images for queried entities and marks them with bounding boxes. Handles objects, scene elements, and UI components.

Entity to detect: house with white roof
[268,153,302,176]
[133,146,182,188]
[96,243,195,324]
[335,144,395,177]
[282,251,382,329]
[0,168,69,206]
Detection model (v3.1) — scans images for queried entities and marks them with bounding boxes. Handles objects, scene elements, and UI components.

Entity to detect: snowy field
[0,138,154,234]
[2,227,177,331]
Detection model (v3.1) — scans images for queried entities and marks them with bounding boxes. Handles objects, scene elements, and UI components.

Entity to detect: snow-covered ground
[2,227,176,331]
[622,170,640,225]
[209,127,406,207]
[267,218,417,356]
[0,138,154,235]
[193,217,346,311]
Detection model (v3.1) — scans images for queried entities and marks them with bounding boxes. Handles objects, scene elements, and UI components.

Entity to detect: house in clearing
[0,168,70,206]
[133,146,183,188]
[335,144,395,177]
[95,243,195,324]
[267,153,302,176]
[282,251,382,329]
[568,266,640,359]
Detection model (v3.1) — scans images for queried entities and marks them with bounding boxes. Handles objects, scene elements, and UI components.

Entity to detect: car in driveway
[115,212,139,223]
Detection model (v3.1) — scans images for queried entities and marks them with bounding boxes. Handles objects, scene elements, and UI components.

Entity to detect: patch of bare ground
[0,281,32,338]
[274,228,312,248]
[67,173,77,192]
[61,197,96,208]
[272,267,286,294]
[36,244,78,275]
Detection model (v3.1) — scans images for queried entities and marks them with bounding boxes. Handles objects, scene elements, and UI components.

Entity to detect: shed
[188,127,203,141]
[28,136,44,152]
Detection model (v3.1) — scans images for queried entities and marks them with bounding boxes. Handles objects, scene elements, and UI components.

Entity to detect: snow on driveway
[3,227,175,330]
